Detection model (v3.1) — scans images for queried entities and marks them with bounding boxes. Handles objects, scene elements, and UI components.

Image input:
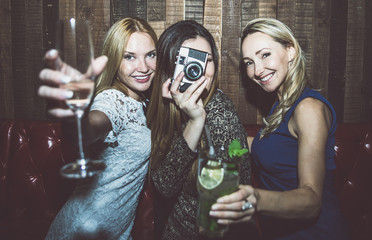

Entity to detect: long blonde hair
[241,18,308,136]
[146,20,219,170]
[95,17,157,97]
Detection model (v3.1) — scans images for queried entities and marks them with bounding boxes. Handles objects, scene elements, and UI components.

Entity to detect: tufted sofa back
[0,120,76,239]
[0,120,371,240]
[333,123,372,240]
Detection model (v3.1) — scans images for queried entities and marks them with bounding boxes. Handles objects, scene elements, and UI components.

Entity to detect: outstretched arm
[38,49,110,145]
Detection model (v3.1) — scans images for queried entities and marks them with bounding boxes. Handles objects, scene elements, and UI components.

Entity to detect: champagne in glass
[55,18,105,179]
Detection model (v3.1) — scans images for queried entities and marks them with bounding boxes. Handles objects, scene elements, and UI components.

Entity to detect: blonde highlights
[242,18,308,136]
[95,17,157,96]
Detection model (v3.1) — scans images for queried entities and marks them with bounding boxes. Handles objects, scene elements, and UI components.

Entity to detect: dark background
[1,0,371,124]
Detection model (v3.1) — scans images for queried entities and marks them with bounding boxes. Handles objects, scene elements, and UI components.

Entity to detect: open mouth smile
[133,73,152,83]
[258,73,274,83]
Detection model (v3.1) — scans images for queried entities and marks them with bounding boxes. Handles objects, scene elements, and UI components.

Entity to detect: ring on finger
[242,200,253,211]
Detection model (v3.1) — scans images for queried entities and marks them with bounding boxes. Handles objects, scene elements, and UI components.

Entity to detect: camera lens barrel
[184,62,203,81]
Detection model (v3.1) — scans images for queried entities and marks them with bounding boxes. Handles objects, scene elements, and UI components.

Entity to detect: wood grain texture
[344,0,365,122]
[185,0,203,24]
[165,0,184,27]
[312,0,331,94]
[148,0,166,21]
[1,0,370,124]
[0,0,14,118]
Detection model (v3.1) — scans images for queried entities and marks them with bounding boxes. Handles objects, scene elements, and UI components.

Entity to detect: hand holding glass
[197,146,241,238]
[56,18,105,178]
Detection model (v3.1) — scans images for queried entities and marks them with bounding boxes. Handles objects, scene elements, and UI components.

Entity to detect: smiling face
[242,32,295,95]
[117,32,156,101]
[181,36,215,91]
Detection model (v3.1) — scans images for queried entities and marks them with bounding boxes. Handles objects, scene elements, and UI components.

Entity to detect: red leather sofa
[0,119,371,240]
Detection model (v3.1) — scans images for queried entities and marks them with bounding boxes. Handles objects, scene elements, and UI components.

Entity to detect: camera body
[172,46,208,92]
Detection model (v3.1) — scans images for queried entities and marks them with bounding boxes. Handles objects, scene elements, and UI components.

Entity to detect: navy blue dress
[251,88,350,240]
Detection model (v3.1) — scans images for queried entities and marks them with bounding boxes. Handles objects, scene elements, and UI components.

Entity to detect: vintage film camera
[172,46,209,92]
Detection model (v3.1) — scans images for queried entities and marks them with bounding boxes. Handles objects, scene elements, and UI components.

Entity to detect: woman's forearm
[255,185,322,219]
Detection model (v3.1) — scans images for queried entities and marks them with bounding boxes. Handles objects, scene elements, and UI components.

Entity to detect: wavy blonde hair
[146,20,219,170]
[95,17,157,97]
[241,18,308,136]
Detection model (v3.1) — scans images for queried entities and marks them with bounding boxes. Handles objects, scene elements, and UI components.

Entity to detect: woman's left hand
[209,185,257,225]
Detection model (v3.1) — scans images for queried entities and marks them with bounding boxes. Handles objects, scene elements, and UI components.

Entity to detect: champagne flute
[55,18,105,178]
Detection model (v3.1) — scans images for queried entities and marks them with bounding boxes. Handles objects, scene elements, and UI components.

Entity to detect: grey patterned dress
[151,89,251,240]
[45,89,151,240]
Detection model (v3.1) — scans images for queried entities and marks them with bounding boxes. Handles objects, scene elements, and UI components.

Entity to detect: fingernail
[209,211,217,216]
[63,90,74,99]
[48,49,58,57]
[211,205,217,210]
[217,220,225,224]
[61,75,72,84]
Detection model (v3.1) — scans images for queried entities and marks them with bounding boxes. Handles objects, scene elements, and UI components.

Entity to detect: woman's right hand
[162,71,207,122]
[162,71,208,151]
[210,185,257,225]
[38,49,108,118]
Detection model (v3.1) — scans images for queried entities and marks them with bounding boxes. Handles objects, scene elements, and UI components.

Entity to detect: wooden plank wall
[0,0,13,118]
[0,0,371,124]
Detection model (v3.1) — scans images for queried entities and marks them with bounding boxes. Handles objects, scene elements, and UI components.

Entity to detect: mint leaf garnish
[228,139,249,158]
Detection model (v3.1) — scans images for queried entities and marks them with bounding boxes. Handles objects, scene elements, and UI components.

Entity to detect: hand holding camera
[172,46,209,92]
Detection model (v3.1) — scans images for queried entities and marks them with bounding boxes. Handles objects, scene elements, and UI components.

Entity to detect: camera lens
[184,62,203,81]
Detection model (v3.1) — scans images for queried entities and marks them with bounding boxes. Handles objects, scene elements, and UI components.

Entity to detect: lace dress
[45,89,151,240]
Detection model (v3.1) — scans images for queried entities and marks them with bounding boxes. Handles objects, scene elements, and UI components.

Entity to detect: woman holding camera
[146,20,257,239]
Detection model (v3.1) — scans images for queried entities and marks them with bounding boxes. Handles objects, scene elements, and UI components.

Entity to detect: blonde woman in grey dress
[38,17,157,239]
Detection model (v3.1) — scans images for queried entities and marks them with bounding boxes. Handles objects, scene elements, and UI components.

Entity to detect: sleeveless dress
[251,88,350,240]
[45,89,151,240]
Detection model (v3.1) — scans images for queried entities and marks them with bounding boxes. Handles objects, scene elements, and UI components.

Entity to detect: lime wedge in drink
[198,161,224,190]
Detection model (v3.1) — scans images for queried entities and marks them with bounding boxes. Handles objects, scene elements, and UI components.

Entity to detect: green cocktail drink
[197,146,241,238]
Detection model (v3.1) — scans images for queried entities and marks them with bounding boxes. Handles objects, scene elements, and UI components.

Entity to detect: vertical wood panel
[221,0,241,113]
[204,0,222,87]
[148,20,165,39]
[328,0,347,122]
[111,0,126,24]
[11,0,26,119]
[362,0,372,121]
[0,0,370,123]
[0,0,14,118]
[256,0,277,123]
[59,0,76,19]
[147,0,166,21]
[148,0,166,38]
[165,0,184,27]
[344,0,365,122]
[293,0,313,81]
[312,0,331,95]
[277,0,295,29]
[241,0,259,28]
[185,0,204,24]
[259,0,277,18]
[11,0,45,119]
[123,0,147,20]
[240,0,260,124]
[24,0,45,119]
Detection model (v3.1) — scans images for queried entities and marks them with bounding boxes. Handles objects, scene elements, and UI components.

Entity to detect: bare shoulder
[291,97,332,136]
[295,97,329,116]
